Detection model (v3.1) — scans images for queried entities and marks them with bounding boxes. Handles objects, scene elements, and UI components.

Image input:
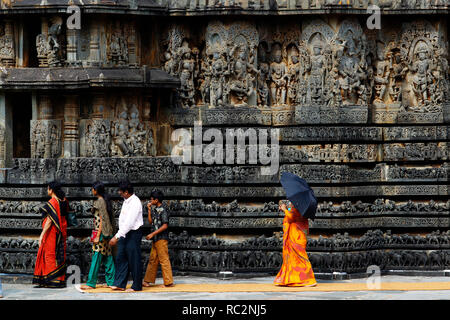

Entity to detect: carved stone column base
[271,105,295,126]
[371,103,400,124]
[295,105,368,124]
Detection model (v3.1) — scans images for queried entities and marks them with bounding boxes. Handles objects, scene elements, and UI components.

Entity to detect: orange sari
[274,207,316,287]
[33,197,68,288]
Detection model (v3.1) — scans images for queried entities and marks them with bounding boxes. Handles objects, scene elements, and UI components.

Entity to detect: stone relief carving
[227,22,259,106]
[81,120,112,157]
[36,22,65,67]
[30,120,62,159]
[160,18,448,120]
[399,21,448,112]
[110,104,155,157]
[107,28,129,66]
[0,22,14,67]
[300,20,335,107]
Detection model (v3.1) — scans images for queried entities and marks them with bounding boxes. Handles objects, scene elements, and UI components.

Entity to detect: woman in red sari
[33,181,68,288]
[274,201,317,287]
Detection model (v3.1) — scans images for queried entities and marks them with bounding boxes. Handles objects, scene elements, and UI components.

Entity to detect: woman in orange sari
[274,201,316,287]
[33,181,68,288]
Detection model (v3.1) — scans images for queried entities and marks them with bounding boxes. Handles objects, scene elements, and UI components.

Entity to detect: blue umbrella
[280,172,317,220]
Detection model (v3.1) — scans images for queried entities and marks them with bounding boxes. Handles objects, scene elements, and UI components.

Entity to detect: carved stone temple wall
[0,1,449,278]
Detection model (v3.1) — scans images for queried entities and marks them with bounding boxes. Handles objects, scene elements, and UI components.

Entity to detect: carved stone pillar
[127,23,137,66]
[0,94,13,169]
[63,95,80,157]
[89,22,100,67]
[66,29,78,66]
[91,93,105,119]
[143,96,156,156]
[38,95,52,120]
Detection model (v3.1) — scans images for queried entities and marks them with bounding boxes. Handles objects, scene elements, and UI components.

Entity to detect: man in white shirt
[109,180,143,291]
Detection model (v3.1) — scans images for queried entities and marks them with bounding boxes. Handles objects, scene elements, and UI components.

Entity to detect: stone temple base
[372,103,445,124]
[168,106,272,126]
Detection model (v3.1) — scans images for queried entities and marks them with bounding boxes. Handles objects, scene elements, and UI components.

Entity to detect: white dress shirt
[115,194,143,239]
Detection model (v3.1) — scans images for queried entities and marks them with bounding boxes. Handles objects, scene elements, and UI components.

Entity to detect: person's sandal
[164,283,174,287]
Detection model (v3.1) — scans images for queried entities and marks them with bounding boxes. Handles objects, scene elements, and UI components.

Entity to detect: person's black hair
[118,180,134,195]
[48,180,66,200]
[92,181,116,232]
[150,190,164,203]
[48,180,68,216]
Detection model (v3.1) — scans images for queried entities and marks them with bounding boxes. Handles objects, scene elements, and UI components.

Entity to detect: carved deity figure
[199,53,211,105]
[374,43,390,103]
[307,36,328,105]
[229,44,258,106]
[269,44,288,106]
[335,31,369,105]
[47,23,63,67]
[0,25,14,66]
[409,42,432,107]
[163,51,178,76]
[257,45,270,107]
[30,121,60,158]
[287,46,301,105]
[49,125,59,157]
[111,107,130,157]
[209,50,227,107]
[177,44,196,108]
[388,50,403,103]
[109,104,153,157]
[108,32,128,66]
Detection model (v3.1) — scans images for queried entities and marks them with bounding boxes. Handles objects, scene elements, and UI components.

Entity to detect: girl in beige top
[80,181,116,290]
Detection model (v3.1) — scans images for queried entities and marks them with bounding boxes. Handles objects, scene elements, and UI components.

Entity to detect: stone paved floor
[1,275,450,300]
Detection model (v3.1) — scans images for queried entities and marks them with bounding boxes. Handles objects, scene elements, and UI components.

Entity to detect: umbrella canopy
[280,172,317,220]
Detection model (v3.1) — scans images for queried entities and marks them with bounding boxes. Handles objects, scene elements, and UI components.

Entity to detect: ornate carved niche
[106,22,129,67]
[396,20,448,123]
[294,19,369,124]
[299,19,335,108]
[203,21,228,108]
[371,29,403,124]
[226,22,259,107]
[258,25,302,125]
[36,18,65,67]
[30,120,62,159]
[334,19,371,107]
[109,102,156,157]
[0,21,14,67]
[161,25,199,108]
[79,119,111,157]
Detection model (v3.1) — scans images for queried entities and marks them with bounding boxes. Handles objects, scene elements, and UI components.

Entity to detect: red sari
[33,197,68,288]
[274,207,316,287]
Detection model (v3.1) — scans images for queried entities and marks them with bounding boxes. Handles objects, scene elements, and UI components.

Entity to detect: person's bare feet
[111,286,125,291]
[80,285,94,290]
[142,281,153,287]
[164,283,174,287]
[125,288,136,292]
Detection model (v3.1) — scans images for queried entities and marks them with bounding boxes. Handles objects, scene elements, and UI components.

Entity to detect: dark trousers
[113,229,143,291]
